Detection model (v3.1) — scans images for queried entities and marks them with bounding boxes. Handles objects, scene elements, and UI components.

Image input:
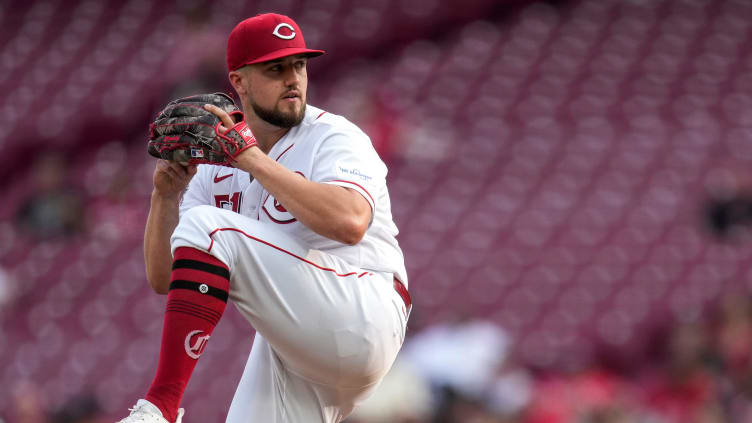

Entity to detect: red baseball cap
[227,13,325,71]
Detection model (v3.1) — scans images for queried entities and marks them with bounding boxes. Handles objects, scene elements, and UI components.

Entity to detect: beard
[250,99,306,128]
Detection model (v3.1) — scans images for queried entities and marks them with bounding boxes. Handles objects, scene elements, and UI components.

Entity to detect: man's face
[242,54,309,128]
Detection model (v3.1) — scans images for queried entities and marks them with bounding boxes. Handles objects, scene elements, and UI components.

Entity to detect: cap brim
[235,48,325,69]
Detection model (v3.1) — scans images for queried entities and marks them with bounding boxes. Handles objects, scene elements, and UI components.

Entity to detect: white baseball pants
[171,205,408,422]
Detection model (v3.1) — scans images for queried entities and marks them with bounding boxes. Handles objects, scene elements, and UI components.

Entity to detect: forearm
[144,191,181,294]
[236,149,370,244]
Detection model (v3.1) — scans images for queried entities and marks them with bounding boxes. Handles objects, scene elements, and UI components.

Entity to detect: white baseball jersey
[171,105,409,422]
[179,105,408,288]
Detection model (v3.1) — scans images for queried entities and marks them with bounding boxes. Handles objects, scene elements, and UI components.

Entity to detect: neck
[249,119,291,154]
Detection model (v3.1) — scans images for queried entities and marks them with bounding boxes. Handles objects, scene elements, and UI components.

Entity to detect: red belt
[393,277,412,316]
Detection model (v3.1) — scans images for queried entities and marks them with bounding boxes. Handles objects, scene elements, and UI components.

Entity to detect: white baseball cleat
[117,399,184,423]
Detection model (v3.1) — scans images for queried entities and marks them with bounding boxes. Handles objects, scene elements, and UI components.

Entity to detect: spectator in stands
[483,350,533,422]
[327,83,402,161]
[713,293,752,422]
[165,5,228,99]
[400,317,531,422]
[639,322,722,423]
[51,392,104,423]
[524,366,640,423]
[704,165,752,241]
[9,381,46,423]
[347,357,432,423]
[0,265,16,311]
[15,153,84,239]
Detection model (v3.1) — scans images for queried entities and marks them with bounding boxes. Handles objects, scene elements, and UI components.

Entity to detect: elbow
[341,232,365,246]
[338,217,369,246]
[150,282,170,295]
[146,274,170,295]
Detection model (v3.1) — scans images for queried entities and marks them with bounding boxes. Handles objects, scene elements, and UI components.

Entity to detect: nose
[282,64,301,87]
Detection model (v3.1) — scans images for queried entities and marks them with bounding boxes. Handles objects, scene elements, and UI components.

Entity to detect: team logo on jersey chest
[262,194,296,224]
[261,172,304,224]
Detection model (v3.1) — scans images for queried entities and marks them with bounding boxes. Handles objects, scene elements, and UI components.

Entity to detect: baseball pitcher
[117,13,410,423]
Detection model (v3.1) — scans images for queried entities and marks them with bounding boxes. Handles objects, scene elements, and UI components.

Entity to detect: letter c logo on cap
[272,23,296,40]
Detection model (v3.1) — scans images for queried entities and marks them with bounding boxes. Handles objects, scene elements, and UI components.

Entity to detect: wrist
[233,146,263,173]
[151,189,182,204]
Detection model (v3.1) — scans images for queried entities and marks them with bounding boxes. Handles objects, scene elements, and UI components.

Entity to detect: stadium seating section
[1,0,751,419]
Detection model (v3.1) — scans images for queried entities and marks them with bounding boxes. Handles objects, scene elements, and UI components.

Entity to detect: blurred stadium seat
[2,0,752,421]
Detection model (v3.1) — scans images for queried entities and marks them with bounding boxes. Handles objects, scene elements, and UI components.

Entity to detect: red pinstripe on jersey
[207,227,371,278]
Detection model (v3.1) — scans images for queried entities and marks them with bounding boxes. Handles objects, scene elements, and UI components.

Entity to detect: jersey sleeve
[311,128,386,219]
[179,165,213,218]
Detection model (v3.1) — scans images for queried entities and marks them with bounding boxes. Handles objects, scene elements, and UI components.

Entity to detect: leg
[173,206,406,418]
[225,334,326,422]
[226,334,387,423]
[118,245,232,423]
[143,247,231,421]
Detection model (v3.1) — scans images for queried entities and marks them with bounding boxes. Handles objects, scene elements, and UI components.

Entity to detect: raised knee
[182,204,215,220]
[179,205,222,228]
[173,205,231,259]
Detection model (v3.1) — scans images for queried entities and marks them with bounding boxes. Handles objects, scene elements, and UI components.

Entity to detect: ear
[228,70,246,97]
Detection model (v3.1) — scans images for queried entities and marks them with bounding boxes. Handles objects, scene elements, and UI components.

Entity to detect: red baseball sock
[145,247,230,422]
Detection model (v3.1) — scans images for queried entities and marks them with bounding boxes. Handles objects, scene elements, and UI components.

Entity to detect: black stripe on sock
[165,307,219,325]
[172,259,230,280]
[166,303,222,324]
[168,299,223,320]
[169,280,229,303]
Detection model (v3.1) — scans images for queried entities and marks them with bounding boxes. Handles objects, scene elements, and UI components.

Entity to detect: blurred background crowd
[2,0,752,422]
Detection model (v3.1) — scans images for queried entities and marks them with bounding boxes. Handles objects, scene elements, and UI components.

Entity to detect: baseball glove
[148,93,257,166]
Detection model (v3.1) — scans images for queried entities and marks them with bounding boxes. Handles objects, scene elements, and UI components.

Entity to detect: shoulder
[298,105,370,143]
